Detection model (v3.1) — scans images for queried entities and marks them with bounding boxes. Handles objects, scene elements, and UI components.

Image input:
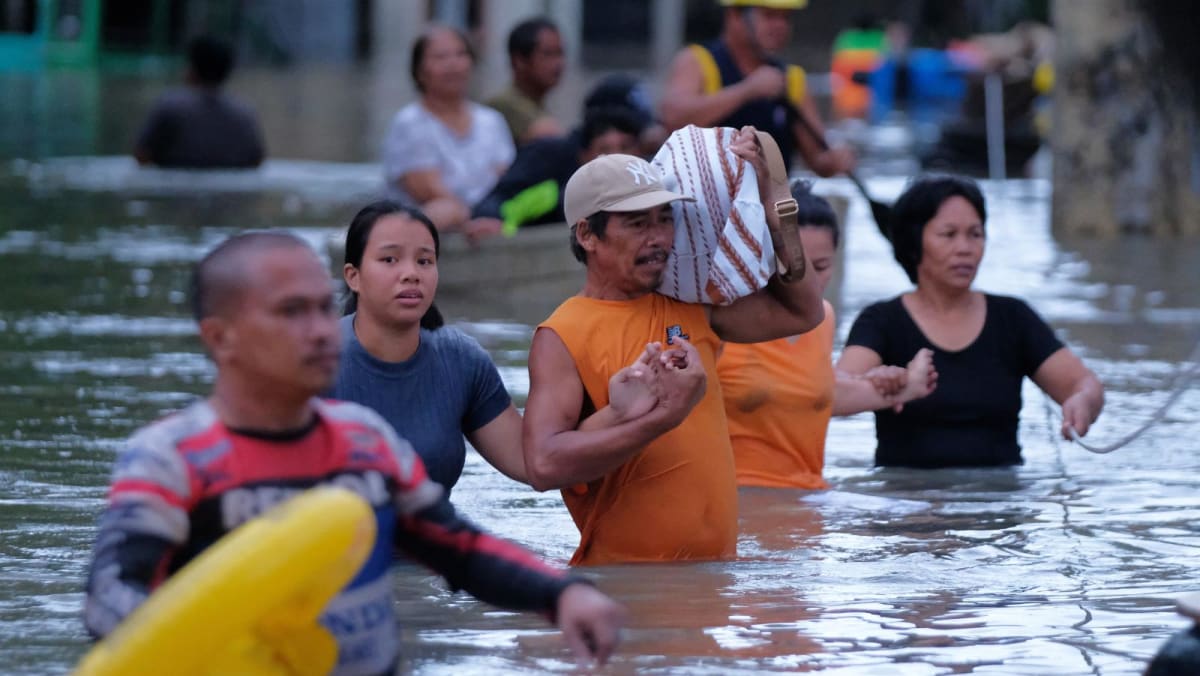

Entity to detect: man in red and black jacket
[83,231,625,675]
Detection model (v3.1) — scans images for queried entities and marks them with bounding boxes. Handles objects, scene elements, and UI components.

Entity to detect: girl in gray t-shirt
[331,201,657,495]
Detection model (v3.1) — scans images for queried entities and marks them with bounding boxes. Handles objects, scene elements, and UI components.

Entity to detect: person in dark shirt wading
[838,175,1105,468]
[134,35,265,169]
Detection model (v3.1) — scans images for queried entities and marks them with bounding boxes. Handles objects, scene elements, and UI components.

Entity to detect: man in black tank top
[659,0,856,176]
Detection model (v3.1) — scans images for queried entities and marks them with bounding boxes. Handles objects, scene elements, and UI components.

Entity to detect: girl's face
[798,225,837,295]
[345,214,438,328]
[417,29,472,99]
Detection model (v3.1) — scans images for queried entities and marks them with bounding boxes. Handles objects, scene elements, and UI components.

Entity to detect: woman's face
[917,195,985,290]
[798,225,837,295]
[417,29,472,98]
[345,214,438,328]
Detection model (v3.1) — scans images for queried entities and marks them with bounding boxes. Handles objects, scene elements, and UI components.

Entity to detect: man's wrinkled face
[587,206,676,294]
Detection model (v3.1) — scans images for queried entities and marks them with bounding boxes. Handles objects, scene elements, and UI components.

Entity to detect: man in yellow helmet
[660,0,856,175]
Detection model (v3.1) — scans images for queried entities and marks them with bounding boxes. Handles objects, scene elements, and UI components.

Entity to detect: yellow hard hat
[720,0,808,9]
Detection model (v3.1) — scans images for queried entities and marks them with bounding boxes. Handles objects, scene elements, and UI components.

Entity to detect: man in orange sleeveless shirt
[522,128,826,565]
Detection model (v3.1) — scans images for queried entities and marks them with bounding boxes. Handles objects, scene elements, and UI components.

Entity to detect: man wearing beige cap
[521,127,825,565]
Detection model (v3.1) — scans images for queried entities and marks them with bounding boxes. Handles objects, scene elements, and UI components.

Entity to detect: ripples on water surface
[0,160,1197,675]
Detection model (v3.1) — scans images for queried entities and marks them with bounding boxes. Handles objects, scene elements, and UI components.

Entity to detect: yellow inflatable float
[75,487,376,676]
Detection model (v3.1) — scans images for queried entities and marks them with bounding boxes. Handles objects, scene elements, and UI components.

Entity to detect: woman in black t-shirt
[838,175,1105,468]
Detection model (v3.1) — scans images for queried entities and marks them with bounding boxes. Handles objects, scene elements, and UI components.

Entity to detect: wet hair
[187,35,235,87]
[507,17,558,60]
[790,179,840,249]
[410,25,475,94]
[190,231,313,321]
[342,200,445,330]
[889,174,987,284]
[578,107,642,150]
[569,211,610,264]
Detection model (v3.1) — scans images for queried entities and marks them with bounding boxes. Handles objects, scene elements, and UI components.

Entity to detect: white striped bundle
[652,125,774,306]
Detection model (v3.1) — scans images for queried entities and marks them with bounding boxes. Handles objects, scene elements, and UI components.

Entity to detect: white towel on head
[652,125,775,306]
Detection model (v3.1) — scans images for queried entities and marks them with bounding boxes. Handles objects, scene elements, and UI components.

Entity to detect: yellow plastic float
[75,486,376,676]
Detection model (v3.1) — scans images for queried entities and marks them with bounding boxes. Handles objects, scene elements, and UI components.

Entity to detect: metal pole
[652,0,686,71]
[432,0,469,29]
[984,72,1006,181]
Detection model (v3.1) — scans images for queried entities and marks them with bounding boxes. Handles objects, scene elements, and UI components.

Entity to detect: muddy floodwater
[1,67,1199,676]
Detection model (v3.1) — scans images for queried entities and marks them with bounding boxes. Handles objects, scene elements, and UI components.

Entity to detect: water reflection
[0,149,1197,674]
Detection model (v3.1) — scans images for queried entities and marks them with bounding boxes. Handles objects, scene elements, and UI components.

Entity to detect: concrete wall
[1051,0,1198,236]
[244,0,357,63]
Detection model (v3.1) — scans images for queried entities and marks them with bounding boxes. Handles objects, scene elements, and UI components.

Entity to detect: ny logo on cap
[625,159,660,186]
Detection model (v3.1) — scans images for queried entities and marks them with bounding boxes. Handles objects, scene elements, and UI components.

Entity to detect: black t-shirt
[135,88,265,168]
[845,294,1064,468]
[470,134,579,225]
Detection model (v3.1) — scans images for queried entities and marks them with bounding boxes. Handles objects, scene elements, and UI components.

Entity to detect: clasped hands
[859,347,939,412]
[608,338,707,429]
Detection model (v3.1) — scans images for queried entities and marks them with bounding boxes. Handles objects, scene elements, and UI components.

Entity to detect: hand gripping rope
[1065,336,1200,454]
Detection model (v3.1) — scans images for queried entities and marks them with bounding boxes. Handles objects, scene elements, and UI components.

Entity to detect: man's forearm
[525,412,671,491]
[767,267,824,327]
[396,497,581,616]
[661,85,751,131]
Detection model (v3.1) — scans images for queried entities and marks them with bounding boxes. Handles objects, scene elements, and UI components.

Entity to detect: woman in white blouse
[383,25,515,240]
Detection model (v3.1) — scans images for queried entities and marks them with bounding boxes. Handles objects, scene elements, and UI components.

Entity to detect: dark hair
[507,17,558,60]
[187,35,235,86]
[569,211,610,264]
[410,25,474,94]
[342,200,444,330]
[190,231,312,321]
[890,174,987,284]
[578,107,642,149]
[790,179,840,248]
[583,74,655,132]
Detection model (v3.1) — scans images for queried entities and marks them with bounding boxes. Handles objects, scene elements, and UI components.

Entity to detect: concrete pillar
[1051,0,1198,236]
[547,0,582,71]
[431,0,469,28]
[477,0,545,97]
[541,0,583,123]
[367,0,427,157]
[370,0,424,78]
[652,0,686,71]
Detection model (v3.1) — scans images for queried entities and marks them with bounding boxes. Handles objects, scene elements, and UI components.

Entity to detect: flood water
[1,68,1199,675]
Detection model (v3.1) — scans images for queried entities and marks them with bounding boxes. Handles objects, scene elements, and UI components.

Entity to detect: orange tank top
[539,293,738,565]
[717,301,835,489]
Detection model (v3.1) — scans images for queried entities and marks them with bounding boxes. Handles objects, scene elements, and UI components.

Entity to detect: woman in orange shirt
[717,181,937,489]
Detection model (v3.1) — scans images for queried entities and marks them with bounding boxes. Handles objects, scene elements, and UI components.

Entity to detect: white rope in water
[1066,337,1200,454]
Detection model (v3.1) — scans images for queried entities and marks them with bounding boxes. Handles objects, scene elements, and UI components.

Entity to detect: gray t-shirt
[135,87,265,168]
[327,315,511,494]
